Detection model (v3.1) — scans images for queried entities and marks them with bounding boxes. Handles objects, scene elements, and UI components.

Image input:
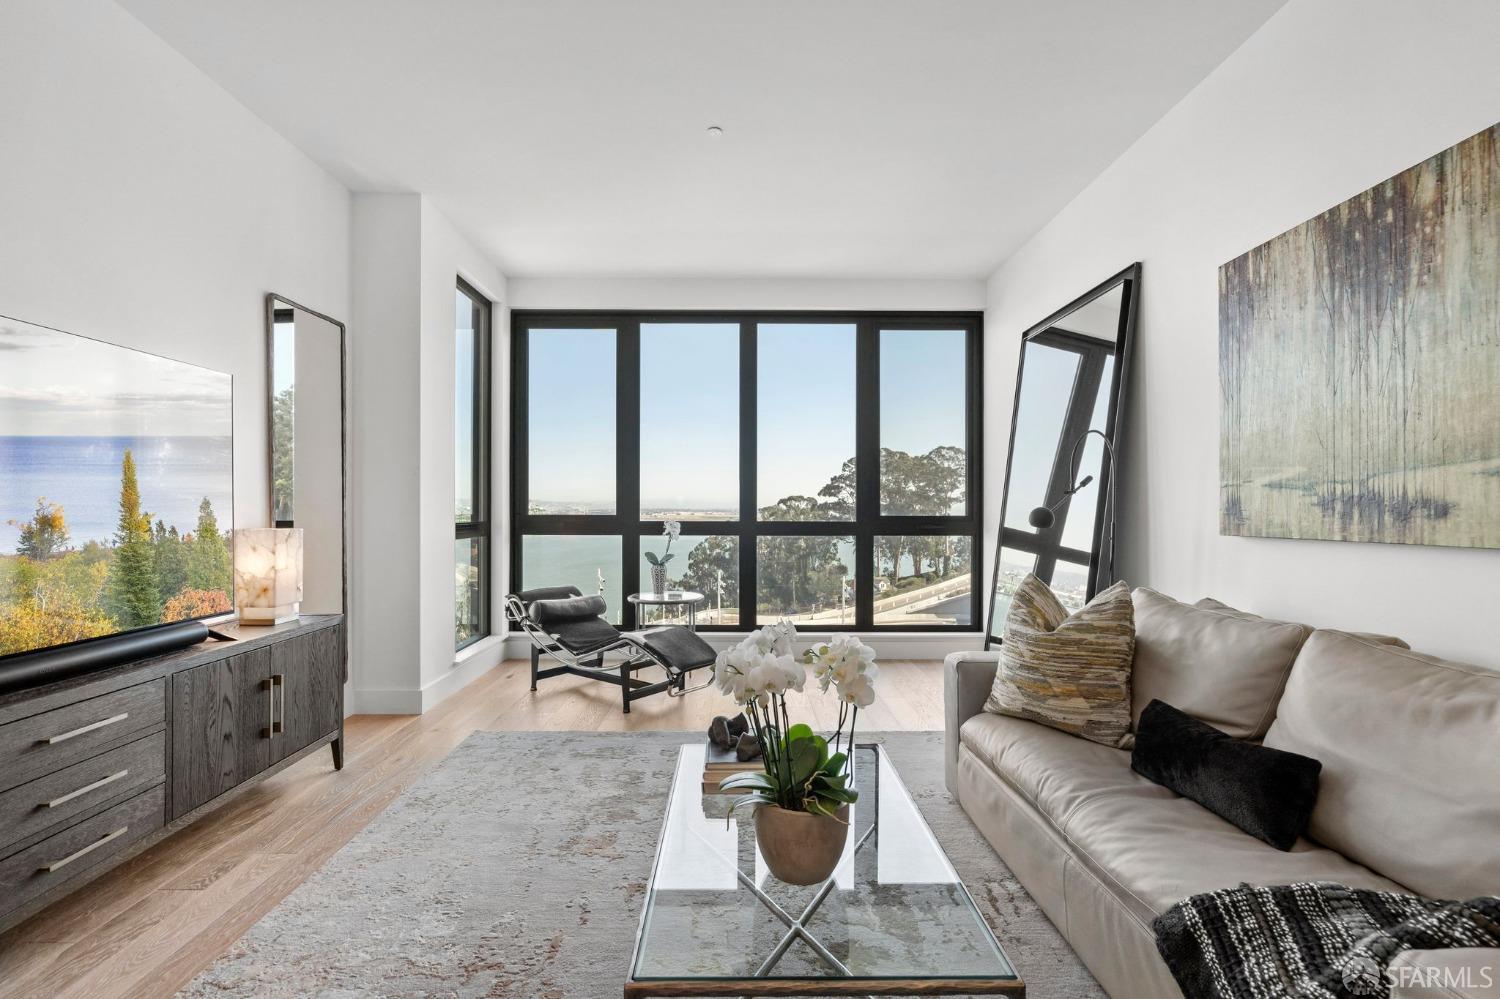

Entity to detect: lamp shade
[233,528,304,625]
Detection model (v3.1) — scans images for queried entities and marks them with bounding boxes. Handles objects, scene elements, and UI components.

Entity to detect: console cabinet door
[274,627,342,763]
[170,648,272,819]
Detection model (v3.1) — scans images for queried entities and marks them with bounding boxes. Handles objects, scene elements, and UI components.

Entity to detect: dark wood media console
[0,615,344,935]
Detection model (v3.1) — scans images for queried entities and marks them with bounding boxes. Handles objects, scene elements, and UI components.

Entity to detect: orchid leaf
[788,737,820,786]
[725,792,774,827]
[719,771,775,792]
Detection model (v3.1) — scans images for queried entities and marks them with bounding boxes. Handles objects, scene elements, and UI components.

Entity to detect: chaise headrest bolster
[529,594,608,624]
[513,585,583,604]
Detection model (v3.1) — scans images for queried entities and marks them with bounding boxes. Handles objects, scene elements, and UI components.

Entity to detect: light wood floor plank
[0,657,945,998]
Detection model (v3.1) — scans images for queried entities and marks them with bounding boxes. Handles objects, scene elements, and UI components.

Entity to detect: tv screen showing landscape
[0,315,234,659]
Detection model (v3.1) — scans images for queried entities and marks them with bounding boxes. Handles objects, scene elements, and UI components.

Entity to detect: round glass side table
[627,590,706,631]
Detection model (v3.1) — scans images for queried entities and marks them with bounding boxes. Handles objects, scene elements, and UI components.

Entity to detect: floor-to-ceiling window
[455,279,492,649]
[511,311,981,633]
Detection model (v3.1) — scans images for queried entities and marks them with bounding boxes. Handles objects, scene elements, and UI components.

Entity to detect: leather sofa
[945,590,1500,999]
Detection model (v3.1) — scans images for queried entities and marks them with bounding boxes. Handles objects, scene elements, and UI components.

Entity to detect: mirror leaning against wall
[266,294,348,624]
[984,264,1140,649]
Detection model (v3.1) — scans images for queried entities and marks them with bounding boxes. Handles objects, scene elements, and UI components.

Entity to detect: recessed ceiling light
[706,126,724,137]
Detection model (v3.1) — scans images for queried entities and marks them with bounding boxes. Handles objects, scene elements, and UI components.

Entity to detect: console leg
[331,735,344,771]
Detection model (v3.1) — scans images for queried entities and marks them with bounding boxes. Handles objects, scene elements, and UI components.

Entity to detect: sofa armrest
[944,650,1001,794]
[1388,948,1500,999]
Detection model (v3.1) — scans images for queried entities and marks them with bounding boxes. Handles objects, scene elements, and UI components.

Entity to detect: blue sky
[527,328,618,509]
[526,323,972,511]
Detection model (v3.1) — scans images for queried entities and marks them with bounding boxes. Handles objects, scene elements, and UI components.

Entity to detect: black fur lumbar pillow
[1131,699,1321,851]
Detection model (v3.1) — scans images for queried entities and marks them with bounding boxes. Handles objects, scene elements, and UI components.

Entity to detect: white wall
[349,194,422,708]
[348,195,506,713]
[509,277,985,312]
[0,0,350,539]
[0,4,514,715]
[984,0,1500,665]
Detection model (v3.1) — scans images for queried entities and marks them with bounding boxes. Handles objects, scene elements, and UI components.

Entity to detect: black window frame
[455,277,492,651]
[510,310,983,633]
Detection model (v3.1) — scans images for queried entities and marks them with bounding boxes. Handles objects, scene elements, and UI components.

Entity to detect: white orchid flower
[837,673,876,708]
[663,521,681,541]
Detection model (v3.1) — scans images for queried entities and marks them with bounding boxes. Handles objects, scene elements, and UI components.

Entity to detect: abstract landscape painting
[1220,122,1499,549]
[0,317,234,657]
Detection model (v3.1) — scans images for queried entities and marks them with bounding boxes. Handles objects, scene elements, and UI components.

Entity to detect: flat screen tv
[0,314,234,664]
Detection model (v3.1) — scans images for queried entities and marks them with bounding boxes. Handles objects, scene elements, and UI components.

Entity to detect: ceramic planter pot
[650,564,667,594]
[754,803,850,885]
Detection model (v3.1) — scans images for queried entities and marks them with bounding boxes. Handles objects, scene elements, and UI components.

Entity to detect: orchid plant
[644,520,681,569]
[713,622,879,821]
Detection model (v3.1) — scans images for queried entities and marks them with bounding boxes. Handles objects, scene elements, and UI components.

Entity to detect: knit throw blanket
[1154,882,1500,999]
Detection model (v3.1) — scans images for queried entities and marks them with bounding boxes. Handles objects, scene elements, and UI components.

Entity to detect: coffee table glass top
[629,743,1019,991]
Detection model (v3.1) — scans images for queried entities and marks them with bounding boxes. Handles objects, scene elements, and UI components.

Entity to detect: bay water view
[0,435,233,553]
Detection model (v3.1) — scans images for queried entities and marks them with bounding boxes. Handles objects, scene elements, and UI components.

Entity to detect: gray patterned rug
[181,731,1103,998]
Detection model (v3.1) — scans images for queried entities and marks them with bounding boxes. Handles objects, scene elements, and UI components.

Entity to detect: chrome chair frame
[505,593,715,714]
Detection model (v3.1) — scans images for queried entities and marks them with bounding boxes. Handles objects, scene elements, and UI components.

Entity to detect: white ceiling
[119,0,1285,279]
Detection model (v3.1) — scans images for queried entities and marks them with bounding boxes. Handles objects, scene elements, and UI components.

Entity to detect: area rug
[180,731,1104,997]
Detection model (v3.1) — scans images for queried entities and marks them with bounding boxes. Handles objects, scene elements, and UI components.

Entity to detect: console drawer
[0,732,166,852]
[0,679,166,792]
[0,785,164,918]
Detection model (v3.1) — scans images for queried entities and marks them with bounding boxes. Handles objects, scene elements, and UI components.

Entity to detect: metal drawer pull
[263,677,275,738]
[272,674,285,735]
[40,826,128,873]
[42,713,129,745]
[46,769,130,809]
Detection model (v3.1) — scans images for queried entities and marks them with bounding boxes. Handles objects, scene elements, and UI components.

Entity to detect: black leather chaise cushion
[526,594,618,654]
[640,627,716,672]
[548,617,622,654]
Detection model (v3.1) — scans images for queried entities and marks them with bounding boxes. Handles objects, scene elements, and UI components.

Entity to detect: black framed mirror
[266,294,348,620]
[984,264,1140,648]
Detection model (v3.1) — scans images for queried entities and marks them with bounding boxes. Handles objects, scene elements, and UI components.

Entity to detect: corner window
[455,279,491,650]
[511,312,981,632]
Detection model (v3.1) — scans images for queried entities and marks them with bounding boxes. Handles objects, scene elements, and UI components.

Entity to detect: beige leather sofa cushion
[1131,587,1310,739]
[1062,791,1409,926]
[1265,631,1500,901]
[1194,597,1409,649]
[959,713,1173,834]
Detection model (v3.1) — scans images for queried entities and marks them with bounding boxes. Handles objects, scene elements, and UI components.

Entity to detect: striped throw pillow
[984,574,1136,748]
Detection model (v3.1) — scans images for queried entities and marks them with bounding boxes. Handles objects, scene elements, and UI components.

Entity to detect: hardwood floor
[0,656,946,998]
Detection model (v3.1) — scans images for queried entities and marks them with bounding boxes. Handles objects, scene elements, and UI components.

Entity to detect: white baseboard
[422,636,507,712]
[500,631,984,662]
[348,634,510,716]
[349,629,979,717]
[348,686,424,715]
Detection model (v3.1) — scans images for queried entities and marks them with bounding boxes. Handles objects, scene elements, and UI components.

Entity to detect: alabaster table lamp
[233,527,304,625]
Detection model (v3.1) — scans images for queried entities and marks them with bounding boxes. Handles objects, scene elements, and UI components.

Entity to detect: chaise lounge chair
[505,586,717,713]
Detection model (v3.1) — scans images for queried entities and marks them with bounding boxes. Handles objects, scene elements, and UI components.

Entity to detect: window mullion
[739,321,757,630]
[854,318,878,631]
[619,321,641,630]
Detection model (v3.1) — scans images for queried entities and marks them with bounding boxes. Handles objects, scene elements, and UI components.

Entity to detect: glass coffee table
[626,744,1023,996]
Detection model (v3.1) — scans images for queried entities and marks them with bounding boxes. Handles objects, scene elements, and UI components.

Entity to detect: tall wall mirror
[267,294,348,620]
[984,264,1140,648]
